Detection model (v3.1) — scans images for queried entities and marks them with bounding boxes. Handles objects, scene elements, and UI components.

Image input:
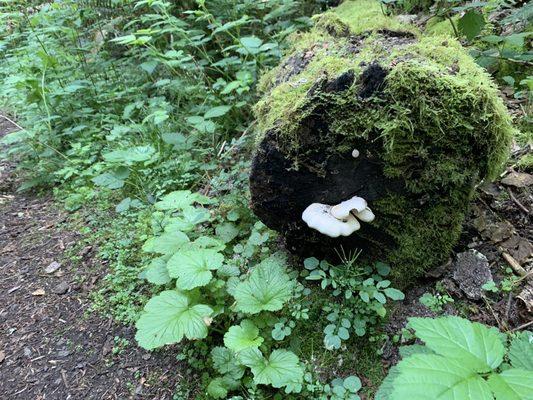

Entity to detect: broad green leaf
[207,377,239,399]
[215,222,240,243]
[375,365,400,400]
[204,105,231,119]
[391,354,493,400]
[384,288,405,301]
[145,257,171,285]
[163,207,211,232]
[135,290,212,349]
[343,376,362,392]
[409,316,504,371]
[233,257,293,314]
[211,346,245,379]
[103,145,155,163]
[224,320,264,352]
[509,332,533,370]
[155,190,211,210]
[487,369,533,400]
[92,172,125,189]
[142,231,189,255]
[239,348,304,388]
[458,10,486,41]
[167,248,223,290]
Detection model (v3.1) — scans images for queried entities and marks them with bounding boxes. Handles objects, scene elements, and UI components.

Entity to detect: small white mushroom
[352,148,360,158]
[330,196,367,220]
[302,203,360,238]
[353,207,375,222]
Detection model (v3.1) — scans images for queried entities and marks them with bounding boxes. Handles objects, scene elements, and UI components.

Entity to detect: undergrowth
[1,0,531,399]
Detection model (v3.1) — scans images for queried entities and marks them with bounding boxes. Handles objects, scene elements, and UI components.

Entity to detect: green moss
[254,1,515,283]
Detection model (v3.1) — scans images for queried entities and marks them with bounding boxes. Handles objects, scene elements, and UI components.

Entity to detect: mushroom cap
[330,196,367,219]
[352,149,360,158]
[353,207,375,222]
[302,203,361,238]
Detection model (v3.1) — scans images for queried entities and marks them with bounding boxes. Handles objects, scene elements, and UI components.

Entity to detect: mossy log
[249,0,515,283]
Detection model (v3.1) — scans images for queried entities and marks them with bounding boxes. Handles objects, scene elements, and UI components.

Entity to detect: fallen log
[249,0,515,284]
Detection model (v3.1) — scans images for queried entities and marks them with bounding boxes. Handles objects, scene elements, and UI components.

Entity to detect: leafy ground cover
[1,0,532,399]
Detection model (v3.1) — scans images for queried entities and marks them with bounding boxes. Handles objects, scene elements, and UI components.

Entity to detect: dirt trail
[0,118,183,399]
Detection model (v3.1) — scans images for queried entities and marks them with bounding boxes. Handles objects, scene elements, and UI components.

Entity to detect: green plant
[419,291,454,312]
[376,317,533,400]
[304,257,405,349]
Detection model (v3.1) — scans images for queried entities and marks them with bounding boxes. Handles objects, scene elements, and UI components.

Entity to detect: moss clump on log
[250,0,515,284]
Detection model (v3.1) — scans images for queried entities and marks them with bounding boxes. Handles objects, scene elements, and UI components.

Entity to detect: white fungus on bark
[301,195,375,238]
[352,149,359,158]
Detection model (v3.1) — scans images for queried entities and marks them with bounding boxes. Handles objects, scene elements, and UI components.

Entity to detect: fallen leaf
[45,261,61,274]
[501,172,533,188]
[32,288,45,296]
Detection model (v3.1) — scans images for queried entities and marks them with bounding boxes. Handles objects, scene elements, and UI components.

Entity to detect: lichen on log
[250,0,515,284]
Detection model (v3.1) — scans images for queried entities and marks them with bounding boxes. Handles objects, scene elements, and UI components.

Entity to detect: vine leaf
[135,290,212,350]
[233,257,293,314]
[224,320,264,352]
[239,348,304,388]
[167,249,224,290]
[408,316,504,371]
[391,354,493,400]
[487,368,533,400]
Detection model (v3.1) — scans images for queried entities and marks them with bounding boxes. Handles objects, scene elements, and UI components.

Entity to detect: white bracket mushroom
[302,195,375,238]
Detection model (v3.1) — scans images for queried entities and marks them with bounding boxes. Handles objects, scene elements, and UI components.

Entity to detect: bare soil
[0,118,185,399]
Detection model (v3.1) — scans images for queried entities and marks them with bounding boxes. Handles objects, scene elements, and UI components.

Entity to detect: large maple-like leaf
[135,290,212,349]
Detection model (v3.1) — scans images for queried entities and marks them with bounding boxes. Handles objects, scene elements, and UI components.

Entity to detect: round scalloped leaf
[142,231,189,255]
[233,257,293,314]
[391,354,493,400]
[135,290,212,350]
[224,320,264,352]
[239,348,304,389]
[145,257,171,285]
[167,249,223,290]
[408,316,504,372]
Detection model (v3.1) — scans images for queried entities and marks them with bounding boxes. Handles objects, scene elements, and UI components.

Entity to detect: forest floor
[0,107,531,399]
[0,118,183,399]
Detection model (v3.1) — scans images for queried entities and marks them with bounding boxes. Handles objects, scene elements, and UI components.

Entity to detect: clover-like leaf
[239,348,304,389]
[142,230,189,255]
[391,354,493,400]
[487,368,533,400]
[408,316,505,372]
[167,248,224,290]
[233,257,293,314]
[135,290,212,350]
[224,320,264,352]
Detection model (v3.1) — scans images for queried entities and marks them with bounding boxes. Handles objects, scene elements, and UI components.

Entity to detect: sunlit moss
[254,1,515,284]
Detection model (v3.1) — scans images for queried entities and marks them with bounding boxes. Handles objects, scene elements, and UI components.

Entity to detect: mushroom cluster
[301,195,375,238]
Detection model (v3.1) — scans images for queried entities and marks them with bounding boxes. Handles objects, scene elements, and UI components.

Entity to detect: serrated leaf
[142,231,189,255]
[487,368,533,400]
[233,257,293,314]
[239,348,303,388]
[204,105,231,119]
[391,354,493,400]
[509,332,533,370]
[399,344,435,359]
[145,257,171,285]
[135,291,212,349]
[102,145,155,163]
[155,190,211,211]
[409,316,504,371]
[224,319,264,352]
[167,249,223,290]
[458,10,486,41]
[211,347,245,379]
